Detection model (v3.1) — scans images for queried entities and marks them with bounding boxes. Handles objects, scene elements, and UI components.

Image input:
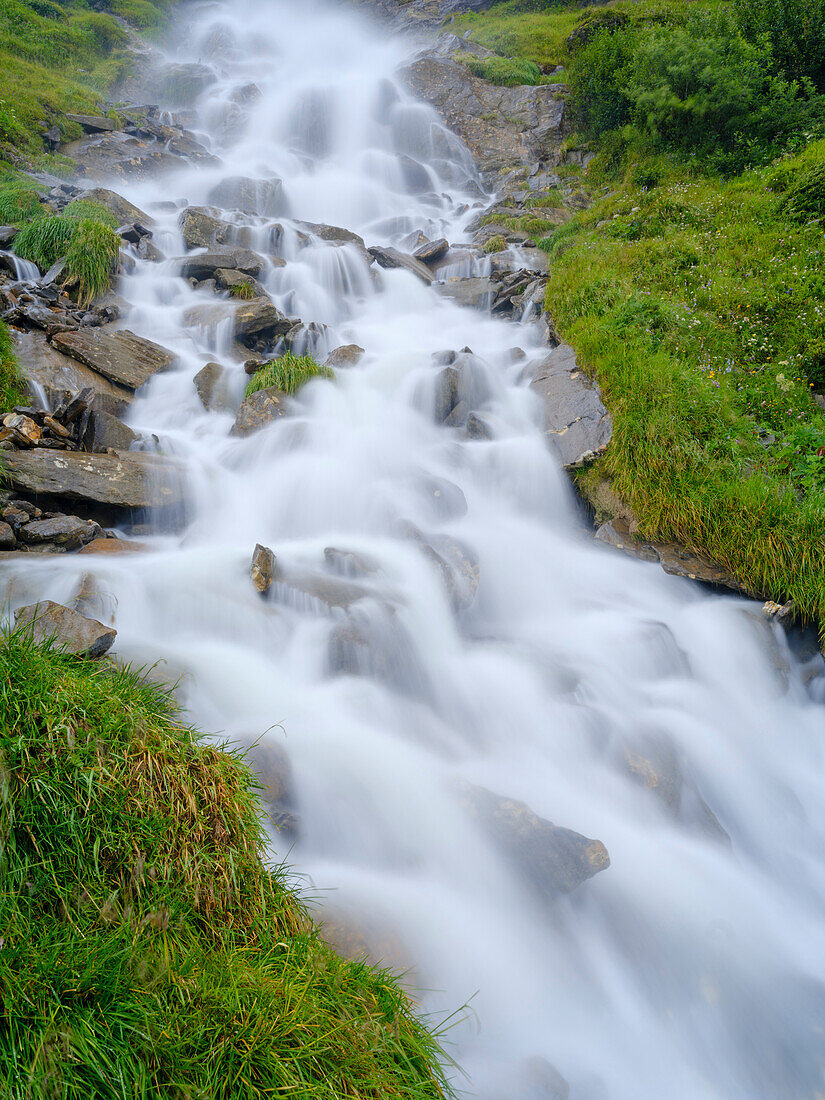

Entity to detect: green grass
[463,54,543,86]
[0,0,175,163]
[13,201,120,301]
[0,170,43,222]
[543,138,825,624]
[246,352,334,398]
[0,628,454,1100]
[0,319,25,410]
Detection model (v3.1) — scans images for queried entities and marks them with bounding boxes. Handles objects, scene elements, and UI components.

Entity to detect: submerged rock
[458,782,610,901]
[207,175,285,217]
[14,600,117,659]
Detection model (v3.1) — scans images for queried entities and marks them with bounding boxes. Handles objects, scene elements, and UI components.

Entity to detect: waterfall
[7,0,825,1096]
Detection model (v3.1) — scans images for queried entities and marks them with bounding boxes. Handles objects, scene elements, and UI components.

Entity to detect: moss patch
[0,629,453,1099]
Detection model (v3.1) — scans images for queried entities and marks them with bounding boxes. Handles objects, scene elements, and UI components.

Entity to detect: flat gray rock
[368,245,434,285]
[12,330,132,416]
[14,600,116,659]
[530,343,612,469]
[2,450,186,509]
[51,329,176,392]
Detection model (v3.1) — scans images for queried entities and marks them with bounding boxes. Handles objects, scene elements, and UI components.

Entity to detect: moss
[0,629,454,1099]
[246,352,334,398]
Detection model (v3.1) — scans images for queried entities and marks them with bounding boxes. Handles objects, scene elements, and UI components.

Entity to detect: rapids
[7,0,825,1095]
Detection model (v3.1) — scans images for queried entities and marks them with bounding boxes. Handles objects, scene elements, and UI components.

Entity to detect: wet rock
[297,221,367,250]
[156,61,217,106]
[177,246,266,281]
[80,409,138,454]
[231,386,287,437]
[402,522,479,609]
[51,329,176,392]
[325,344,364,368]
[619,732,730,845]
[436,276,497,310]
[324,546,380,577]
[66,113,118,134]
[14,600,116,659]
[78,188,153,227]
[273,566,374,612]
[67,127,215,182]
[193,361,232,412]
[233,298,293,345]
[0,521,16,549]
[530,343,612,469]
[137,237,166,263]
[413,237,449,264]
[207,175,285,217]
[2,413,41,447]
[179,205,234,249]
[0,226,18,248]
[400,44,568,184]
[368,245,435,285]
[282,320,328,357]
[467,411,494,440]
[243,739,297,837]
[117,222,151,245]
[77,537,149,554]
[434,364,462,422]
[214,268,269,297]
[2,449,186,509]
[251,543,276,594]
[763,600,796,627]
[458,782,610,901]
[18,515,98,550]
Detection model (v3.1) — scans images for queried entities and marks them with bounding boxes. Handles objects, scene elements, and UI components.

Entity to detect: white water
[7,1,825,1095]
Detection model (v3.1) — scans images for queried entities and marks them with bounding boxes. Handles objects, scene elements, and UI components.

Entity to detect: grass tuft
[0,628,454,1099]
[0,318,25,409]
[246,352,334,398]
[63,218,120,305]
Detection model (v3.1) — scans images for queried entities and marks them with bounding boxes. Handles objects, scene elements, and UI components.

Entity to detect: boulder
[231,387,287,437]
[413,237,449,264]
[156,61,217,106]
[179,205,234,249]
[77,537,149,554]
[18,515,98,550]
[67,113,118,134]
[2,450,186,509]
[193,362,232,412]
[214,268,268,297]
[80,409,138,454]
[436,276,497,310]
[368,245,434,285]
[207,176,285,217]
[0,520,16,549]
[251,543,276,594]
[13,331,132,416]
[459,782,610,901]
[233,298,293,344]
[14,600,116,659]
[51,329,176,392]
[78,187,153,227]
[177,246,265,281]
[530,343,612,469]
[325,344,365,368]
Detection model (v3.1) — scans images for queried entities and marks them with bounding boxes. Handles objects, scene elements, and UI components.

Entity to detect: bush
[626,11,825,170]
[569,26,635,137]
[735,0,825,90]
[246,352,334,398]
[464,54,542,86]
[63,218,120,305]
[780,161,825,221]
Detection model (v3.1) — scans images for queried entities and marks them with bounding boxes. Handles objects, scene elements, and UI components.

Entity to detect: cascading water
[6,0,825,1096]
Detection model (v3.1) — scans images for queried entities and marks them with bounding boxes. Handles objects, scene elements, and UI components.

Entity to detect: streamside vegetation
[457,0,825,628]
[0,628,454,1099]
[246,352,335,398]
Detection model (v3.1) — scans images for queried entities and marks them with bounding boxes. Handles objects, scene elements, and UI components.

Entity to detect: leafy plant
[568,26,635,137]
[735,0,825,90]
[246,352,334,398]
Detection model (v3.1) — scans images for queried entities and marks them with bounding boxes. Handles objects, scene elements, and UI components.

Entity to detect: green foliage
[0,171,42,222]
[780,160,825,221]
[63,218,120,305]
[0,630,454,1100]
[569,26,635,137]
[12,212,74,270]
[735,0,825,90]
[483,234,507,253]
[0,318,25,410]
[464,54,543,87]
[13,203,119,300]
[246,352,334,398]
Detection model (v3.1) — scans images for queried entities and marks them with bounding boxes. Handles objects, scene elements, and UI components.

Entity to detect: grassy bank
[458,0,825,627]
[0,629,453,1099]
[0,0,173,167]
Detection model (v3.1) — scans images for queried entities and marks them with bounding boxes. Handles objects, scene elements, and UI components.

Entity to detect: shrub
[568,26,635,137]
[246,352,334,398]
[464,54,543,87]
[780,161,825,221]
[735,0,825,90]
